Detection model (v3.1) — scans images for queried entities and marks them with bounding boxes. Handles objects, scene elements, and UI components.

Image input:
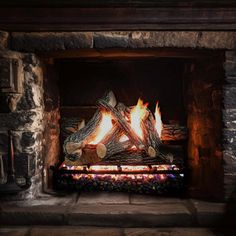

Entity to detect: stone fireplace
[0,31,234,201]
[0,3,236,202]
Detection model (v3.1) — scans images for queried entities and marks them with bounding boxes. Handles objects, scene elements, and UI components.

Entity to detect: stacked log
[63,91,187,165]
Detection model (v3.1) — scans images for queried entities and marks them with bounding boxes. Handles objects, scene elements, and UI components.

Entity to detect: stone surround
[0,30,236,200]
[0,50,44,198]
[9,31,236,51]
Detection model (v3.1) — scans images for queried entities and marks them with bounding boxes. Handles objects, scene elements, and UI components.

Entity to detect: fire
[89,99,162,145]
[154,102,163,137]
[130,99,148,139]
[89,111,113,144]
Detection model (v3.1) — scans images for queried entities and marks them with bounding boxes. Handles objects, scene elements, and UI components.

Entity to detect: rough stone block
[124,228,216,236]
[222,129,236,150]
[94,32,129,48]
[192,200,226,227]
[163,32,198,48]
[224,51,236,77]
[223,86,236,109]
[224,173,236,199]
[198,32,236,49]
[0,31,9,49]
[0,131,8,154]
[31,227,121,236]
[223,150,236,174]
[130,194,184,204]
[14,152,36,177]
[19,193,77,207]
[128,31,164,48]
[68,204,191,227]
[0,109,43,131]
[223,109,236,129]
[0,228,29,236]
[225,51,236,61]
[11,32,93,52]
[0,206,66,225]
[78,192,129,205]
[128,31,198,48]
[225,76,236,86]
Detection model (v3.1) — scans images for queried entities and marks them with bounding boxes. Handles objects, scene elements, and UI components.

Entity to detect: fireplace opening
[42,49,224,199]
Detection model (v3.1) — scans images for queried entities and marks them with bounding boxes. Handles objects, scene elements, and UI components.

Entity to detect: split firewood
[96,125,132,159]
[117,103,159,158]
[64,91,117,160]
[141,109,162,158]
[67,144,101,164]
[161,124,187,141]
[98,99,146,151]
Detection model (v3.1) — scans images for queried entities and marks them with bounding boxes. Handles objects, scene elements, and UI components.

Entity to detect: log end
[148,146,157,158]
[96,143,107,159]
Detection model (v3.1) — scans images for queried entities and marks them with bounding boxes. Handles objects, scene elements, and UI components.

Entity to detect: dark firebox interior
[58,58,186,125]
[43,49,224,199]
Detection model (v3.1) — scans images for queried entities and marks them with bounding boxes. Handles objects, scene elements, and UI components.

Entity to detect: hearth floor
[0,226,233,236]
[0,192,235,230]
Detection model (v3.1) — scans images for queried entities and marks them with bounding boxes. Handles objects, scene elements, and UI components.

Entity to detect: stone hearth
[0,192,231,228]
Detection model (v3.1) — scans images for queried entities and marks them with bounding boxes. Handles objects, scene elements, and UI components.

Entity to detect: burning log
[96,125,132,159]
[64,90,186,165]
[141,109,161,157]
[64,91,117,161]
[98,99,146,151]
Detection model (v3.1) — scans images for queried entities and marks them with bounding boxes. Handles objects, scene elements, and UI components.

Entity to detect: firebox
[55,56,188,194]
[38,48,224,198]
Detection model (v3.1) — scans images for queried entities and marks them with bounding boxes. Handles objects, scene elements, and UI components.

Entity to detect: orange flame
[89,111,113,144]
[130,99,148,140]
[155,102,162,137]
[88,99,162,146]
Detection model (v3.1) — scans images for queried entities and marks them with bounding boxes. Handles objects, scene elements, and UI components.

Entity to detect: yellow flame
[89,111,113,144]
[155,102,162,137]
[119,134,129,142]
[130,99,148,140]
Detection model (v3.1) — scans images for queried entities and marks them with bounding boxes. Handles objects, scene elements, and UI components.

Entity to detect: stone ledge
[9,32,236,53]
[0,205,68,226]
[0,227,225,236]
[78,192,129,205]
[68,203,192,227]
[0,195,231,227]
[11,32,93,52]
[130,194,184,205]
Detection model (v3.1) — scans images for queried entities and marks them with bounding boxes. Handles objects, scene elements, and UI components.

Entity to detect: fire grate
[53,164,185,194]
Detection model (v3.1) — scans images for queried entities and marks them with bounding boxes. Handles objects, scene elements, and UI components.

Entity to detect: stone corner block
[11,32,93,52]
[0,31,9,49]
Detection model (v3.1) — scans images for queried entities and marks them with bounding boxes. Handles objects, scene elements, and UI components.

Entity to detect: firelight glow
[89,111,113,144]
[155,102,163,137]
[89,98,162,145]
[130,99,148,139]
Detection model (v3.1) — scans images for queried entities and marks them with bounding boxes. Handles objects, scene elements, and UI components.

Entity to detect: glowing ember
[130,99,148,139]
[119,134,129,142]
[154,102,163,137]
[89,112,113,144]
[89,165,118,172]
[63,164,178,173]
